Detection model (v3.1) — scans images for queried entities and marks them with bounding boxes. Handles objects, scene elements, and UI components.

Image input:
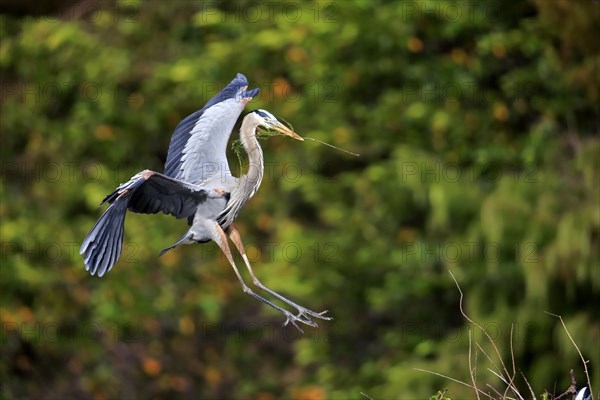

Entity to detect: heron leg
[209,222,316,332]
[226,223,331,323]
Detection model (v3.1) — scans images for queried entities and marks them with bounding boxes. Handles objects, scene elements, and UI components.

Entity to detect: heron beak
[269,120,304,141]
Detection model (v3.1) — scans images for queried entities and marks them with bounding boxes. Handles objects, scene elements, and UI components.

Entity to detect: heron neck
[239,121,264,198]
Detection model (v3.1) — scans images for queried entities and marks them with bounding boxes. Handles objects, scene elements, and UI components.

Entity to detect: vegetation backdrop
[1,0,598,398]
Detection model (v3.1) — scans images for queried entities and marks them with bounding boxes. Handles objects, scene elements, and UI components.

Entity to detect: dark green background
[1,1,598,398]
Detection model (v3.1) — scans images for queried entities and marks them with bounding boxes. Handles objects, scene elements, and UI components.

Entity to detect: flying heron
[80,73,331,330]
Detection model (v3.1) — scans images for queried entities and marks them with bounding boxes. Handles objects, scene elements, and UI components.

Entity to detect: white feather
[179,99,245,184]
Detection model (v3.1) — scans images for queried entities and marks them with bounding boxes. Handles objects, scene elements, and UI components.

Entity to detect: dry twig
[469,329,481,400]
[544,312,594,399]
[449,271,523,399]
[414,368,495,400]
[520,370,536,400]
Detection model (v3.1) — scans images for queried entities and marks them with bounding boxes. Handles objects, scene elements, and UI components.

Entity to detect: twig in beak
[302,137,360,157]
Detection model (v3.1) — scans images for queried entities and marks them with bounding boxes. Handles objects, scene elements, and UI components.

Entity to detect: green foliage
[1,1,598,399]
[430,388,452,400]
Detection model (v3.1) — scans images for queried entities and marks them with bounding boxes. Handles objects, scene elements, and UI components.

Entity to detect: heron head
[251,109,304,141]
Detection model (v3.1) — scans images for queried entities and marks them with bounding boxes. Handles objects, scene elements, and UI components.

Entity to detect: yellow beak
[270,121,304,141]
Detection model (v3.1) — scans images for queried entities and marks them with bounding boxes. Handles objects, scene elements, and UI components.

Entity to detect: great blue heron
[80,73,331,330]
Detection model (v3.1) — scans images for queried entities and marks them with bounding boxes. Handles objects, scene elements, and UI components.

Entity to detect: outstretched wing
[80,170,215,277]
[101,170,211,217]
[164,73,260,184]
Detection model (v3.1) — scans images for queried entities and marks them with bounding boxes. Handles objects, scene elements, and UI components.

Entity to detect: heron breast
[195,196,229,220]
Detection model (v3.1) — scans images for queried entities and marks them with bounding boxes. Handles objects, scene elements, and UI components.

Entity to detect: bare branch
[510,324,517,378]
[551,369,578,400]
[504,324,518,400]
[476,343,503,378]
[520,370,536,400]
[545,312,594,399]
[360,392,374,400]
[486,383,504,398]
[449,271,522,399]
[414,368,495,400]
[469,329,481,400]
[488,368,522,400]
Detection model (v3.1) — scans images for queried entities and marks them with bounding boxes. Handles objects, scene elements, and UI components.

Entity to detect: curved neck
[239,118,264,198]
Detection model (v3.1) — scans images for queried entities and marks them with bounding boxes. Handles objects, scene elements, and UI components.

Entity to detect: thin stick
[520,370,536,400]
[504,325,518,400]
[414,368,495,400]
[487,369,522,400]
[256,120,360,157]
[476,343,503,379]
[552,369,578,400]
[486,383,504,398]
[544,312,594,399]
[468,329,481,400]
[474,343,479,396]
[302,137,360,156]
[449,271,522,399]
[360,392,374,400]
[476,342,524,399]
[435,388,449,400]
[510,324,516,378]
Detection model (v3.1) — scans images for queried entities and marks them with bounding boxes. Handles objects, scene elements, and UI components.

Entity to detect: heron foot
[281,309,318,333]
[280,307,332,333]
[295,306,333,322]
[250,279,332,325]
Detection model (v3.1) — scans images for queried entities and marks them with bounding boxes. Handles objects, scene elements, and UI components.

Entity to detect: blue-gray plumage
[165,73,258,183]
[80,170,219,277]
[80,73,330,331]
[575,387,591,400]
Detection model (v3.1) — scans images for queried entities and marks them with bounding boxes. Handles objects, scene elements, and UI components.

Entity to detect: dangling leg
[207,221,316,332]
[226,223,331,323]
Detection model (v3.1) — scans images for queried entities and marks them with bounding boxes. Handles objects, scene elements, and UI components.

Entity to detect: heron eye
[264,117,268,121]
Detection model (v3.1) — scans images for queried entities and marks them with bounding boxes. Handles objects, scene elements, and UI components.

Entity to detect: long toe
[297,307,333,321]
[284,317,304,333]
[282,310,318,332]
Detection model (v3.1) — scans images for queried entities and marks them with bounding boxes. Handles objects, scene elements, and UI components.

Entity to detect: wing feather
[163,73,259,183]
[81,170,216,276]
